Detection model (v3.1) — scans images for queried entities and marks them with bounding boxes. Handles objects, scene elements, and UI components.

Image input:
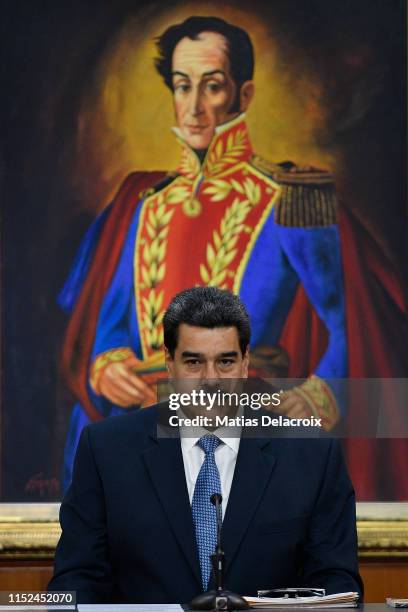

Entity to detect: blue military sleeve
[57,205,112,314]
[57,197,143,360]
[276,224,348,379]
[90,204,143,362]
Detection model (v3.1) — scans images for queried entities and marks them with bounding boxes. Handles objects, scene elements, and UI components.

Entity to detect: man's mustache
[199,381,223,394]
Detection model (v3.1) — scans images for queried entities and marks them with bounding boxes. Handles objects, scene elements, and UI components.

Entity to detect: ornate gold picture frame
[1,503,407,560]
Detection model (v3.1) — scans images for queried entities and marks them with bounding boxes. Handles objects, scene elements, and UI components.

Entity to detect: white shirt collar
[179,406,242,455]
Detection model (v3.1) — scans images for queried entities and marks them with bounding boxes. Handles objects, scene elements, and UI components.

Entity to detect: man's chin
[182,129,213,151]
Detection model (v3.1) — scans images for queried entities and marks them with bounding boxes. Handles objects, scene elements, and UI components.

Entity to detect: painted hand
[97,353,157,408]
[275,389,313,419]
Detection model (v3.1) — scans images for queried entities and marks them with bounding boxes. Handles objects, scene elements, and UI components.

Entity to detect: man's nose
[188,86,204,116]
[201,361,218,381]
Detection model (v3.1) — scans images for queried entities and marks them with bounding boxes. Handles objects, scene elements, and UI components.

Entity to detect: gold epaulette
[138,172,179,200]
[251,155,337,228]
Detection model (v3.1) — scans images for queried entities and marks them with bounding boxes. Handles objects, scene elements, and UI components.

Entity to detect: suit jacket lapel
[142,434,202,588]
[221,436,277,577]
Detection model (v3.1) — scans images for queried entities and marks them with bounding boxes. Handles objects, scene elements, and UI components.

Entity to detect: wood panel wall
[0,559,407,602]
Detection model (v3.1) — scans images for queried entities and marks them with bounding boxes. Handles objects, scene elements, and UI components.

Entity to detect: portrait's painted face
[171,31,249,150]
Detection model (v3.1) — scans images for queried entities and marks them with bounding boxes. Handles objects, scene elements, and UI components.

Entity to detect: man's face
[171,31,242,150]
[166,323,248,380]
[165,323,249,418]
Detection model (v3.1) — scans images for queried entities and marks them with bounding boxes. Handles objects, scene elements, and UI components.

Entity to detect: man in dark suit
[49,287,363,603]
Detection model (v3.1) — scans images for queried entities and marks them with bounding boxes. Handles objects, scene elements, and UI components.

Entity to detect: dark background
[1,0,407,500]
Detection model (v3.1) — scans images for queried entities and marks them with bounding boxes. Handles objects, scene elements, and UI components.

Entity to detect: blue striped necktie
[191,434,223,591]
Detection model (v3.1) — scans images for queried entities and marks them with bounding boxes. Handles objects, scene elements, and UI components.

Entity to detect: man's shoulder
[118,171,179,202]
[248,155,338,228]
[84,404,162,450]
[269,435,343,477]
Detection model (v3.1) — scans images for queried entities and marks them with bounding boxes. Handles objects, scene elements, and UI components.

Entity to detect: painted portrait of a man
[2,0,407,501]
[58,15,346,487]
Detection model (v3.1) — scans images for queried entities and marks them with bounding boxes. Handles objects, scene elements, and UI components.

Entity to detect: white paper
[387,600,408,608]
[244,591,359,608]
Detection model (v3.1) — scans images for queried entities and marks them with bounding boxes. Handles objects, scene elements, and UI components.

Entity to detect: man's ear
[164,346,174,376]
[242,349,250,378]
[240,81,255,112]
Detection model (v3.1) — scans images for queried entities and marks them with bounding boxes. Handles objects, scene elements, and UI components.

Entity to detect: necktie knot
[198,434,222,455]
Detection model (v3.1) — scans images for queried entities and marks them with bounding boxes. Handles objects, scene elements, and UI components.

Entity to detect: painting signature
[25,472,60,497]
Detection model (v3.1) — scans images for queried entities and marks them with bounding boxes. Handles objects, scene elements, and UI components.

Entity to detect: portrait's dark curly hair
[155,16,254,103]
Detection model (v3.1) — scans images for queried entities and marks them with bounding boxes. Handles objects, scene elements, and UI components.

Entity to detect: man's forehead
[172,31,230,75]
[176,324,240,352]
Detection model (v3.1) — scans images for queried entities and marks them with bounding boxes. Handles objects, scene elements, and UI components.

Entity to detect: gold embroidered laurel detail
[178,147,201,180]
[140,179,195,350]
[90,347,134,394]
[141,191,173,350]
[203,176,261,205]
[182,198,202,217]
[293,375,340,431]
[141,288,165,350]
[205,129,248,176]
[164,181,192,205]
[199,194,257,288]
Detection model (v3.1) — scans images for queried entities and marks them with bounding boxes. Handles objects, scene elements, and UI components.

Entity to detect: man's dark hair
[163,286,251,357]
[155,15,254,108]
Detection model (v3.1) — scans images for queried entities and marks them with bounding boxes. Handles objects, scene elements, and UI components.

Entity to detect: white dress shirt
[180,421,241,517]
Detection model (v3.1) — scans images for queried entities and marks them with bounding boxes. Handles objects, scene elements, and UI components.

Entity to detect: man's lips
[186,124,209,133]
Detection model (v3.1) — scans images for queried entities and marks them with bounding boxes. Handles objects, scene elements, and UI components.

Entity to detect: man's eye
[220,359,234,366]
[186,359,201,365]
[175,83,190,93]
[206,82,222,93]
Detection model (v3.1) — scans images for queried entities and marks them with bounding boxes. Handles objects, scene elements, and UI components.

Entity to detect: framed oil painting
[1,0,407,556]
